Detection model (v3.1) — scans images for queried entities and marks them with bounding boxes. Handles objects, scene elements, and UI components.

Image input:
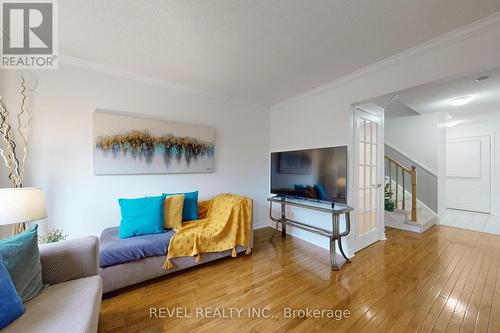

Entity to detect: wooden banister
[410,166,417,222]
[385,156,417,222]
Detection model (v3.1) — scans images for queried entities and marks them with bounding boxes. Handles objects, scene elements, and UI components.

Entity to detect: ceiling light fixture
[448,96,474,106]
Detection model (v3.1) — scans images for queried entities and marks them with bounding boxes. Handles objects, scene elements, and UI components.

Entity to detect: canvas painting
[93,110,215,175]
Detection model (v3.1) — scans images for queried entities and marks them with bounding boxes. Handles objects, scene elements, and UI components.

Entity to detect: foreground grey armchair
[4,236,102,333]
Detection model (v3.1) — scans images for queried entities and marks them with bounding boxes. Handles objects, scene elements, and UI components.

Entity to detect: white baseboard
[253,222,270,230]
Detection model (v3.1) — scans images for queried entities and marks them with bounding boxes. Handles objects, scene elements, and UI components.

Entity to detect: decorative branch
[0,74,38,189]
[0,99,22,186]
[17,76,37,180]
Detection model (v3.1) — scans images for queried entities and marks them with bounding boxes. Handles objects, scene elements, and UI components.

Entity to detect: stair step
[387,210,434,225]
[385,177,437,233]
[385,210,435,233]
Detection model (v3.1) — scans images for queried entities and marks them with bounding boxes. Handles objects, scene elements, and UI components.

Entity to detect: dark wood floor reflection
[99,225,500,332]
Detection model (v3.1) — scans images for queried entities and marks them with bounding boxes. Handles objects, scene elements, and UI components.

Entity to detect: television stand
[267,196,353,270]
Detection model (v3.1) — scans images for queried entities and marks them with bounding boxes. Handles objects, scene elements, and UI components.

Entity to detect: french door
[354,109,383,252]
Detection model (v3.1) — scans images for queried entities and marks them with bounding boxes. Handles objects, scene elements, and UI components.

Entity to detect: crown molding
[271,12,500,111]
[58,55,268,111]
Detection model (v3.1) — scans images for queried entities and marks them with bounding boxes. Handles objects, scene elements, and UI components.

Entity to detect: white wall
[270,19,500,253]
[437,112,448,216]
[384,113,445,214]
[385,113,440,173]
[1,64,270,238]
[447,117,500,215]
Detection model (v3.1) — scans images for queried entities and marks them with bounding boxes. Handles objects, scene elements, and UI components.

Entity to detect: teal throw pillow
[164,191,198,221]
[119,195,166,239]
[0,224,45,302]
[0,256,25,328]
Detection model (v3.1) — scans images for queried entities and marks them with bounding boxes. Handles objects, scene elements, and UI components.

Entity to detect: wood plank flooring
[99,226,500,332]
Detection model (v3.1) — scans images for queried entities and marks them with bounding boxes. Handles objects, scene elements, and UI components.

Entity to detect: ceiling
[59,1,500,106]
[391,66,500,123]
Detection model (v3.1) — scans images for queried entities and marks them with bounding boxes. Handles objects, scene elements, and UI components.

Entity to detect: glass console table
[268,196,353,270]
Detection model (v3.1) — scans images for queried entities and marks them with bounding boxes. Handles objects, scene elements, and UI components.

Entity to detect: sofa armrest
[39,236,99,285]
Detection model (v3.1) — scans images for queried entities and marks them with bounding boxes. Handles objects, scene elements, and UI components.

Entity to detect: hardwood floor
[99,226,500,332]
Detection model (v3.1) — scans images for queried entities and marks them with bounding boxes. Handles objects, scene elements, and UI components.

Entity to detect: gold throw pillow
[164,194,184,229]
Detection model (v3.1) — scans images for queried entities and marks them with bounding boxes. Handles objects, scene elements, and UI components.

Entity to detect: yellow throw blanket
[163,193,252,269]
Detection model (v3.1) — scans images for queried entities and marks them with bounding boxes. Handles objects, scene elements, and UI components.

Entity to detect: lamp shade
[0,188,47,226]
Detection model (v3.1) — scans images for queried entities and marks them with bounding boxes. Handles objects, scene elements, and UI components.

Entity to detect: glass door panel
[356,113,381,249]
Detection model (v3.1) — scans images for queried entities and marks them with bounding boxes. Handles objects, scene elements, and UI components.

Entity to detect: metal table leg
[337,237,351,263]
[338,212,351,263]
[330,213,351,270]
[281,202,286,237]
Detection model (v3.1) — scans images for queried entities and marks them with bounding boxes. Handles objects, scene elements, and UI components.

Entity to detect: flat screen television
[270,146,347,204]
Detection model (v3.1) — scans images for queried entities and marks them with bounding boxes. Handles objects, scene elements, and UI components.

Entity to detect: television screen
[270,146,347,203]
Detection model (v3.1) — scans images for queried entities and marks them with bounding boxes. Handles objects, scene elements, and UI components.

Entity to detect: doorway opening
[357,65,500,236]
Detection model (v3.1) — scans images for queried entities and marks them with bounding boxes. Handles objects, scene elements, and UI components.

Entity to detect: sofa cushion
[0,257,25,329]
[2,275,102,333]
[0,224,45,302]
[118,195,166,239]
[164,191,198,221]
[164,194,184,229]
[100,227,176,267]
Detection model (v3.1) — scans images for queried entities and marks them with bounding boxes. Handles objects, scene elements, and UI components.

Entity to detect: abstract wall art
[93,110,215,175]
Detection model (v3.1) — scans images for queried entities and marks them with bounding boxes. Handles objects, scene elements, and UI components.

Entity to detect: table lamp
[0,187,47,234]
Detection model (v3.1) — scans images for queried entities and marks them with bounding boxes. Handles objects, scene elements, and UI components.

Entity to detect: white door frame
[353,106,385,252]
[445,133,494,214]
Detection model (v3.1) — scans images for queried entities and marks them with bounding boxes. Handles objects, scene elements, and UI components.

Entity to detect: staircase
[384,182,438,233]
[384,156,438,233]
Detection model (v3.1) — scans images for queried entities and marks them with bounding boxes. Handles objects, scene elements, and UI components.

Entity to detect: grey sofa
[4,237,102,333]
[100,225,253,293]
[100,244,249,293]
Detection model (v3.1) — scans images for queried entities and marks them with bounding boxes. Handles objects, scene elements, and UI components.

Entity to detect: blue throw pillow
[119,195,166,239]
[164,191,198,221]
[0,256,25,329]
[0,224,45,302]
[313,184,328,201]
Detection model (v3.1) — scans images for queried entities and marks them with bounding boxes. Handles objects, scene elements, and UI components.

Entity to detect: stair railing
[385,156,417,222]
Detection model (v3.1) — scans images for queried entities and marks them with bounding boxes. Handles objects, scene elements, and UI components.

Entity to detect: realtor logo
[1,0,58,68]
